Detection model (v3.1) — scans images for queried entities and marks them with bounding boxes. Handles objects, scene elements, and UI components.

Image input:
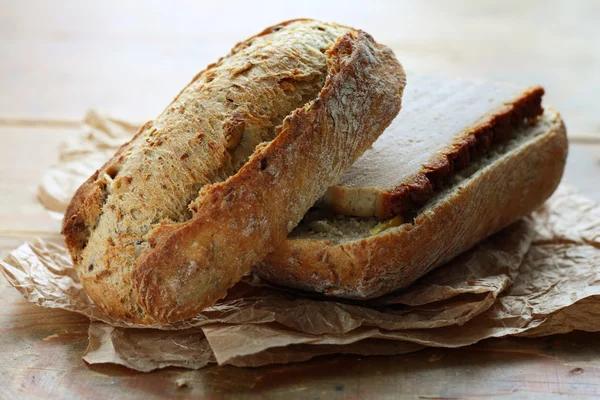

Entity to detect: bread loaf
[62,19,406,323]
[255,97,567,298]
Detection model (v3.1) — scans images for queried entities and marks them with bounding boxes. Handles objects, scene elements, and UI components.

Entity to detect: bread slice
[255,107,568,298]
[321,75,544,218]
[62,19,406,323]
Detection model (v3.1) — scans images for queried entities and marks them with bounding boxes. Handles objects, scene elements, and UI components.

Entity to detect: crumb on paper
[569,367,584,375]
[176,378,192,388]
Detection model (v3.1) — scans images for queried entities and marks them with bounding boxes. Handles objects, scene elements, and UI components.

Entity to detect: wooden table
[2,1,600,398]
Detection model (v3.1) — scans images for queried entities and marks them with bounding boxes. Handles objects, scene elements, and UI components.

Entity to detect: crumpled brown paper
[2,111,600,371]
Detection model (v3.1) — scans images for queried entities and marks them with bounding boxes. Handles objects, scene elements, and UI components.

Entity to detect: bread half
[255,108,568,298]
[62,20,406,323]
[321,75,544,219]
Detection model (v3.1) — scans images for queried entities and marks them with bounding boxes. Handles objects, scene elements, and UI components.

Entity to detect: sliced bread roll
[255,80,567,298]
[62,19,406,323]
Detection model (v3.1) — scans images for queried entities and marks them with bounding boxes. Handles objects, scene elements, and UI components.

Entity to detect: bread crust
[255,109,568,298]
[62,20,406,323]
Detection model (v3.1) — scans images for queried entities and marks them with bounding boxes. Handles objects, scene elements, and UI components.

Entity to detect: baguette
[255,103,567,298]
[62,19,406,324]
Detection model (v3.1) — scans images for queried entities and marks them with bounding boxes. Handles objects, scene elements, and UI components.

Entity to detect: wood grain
[0,126,74,235]
[1,0,599,137]
[1,1,600,399]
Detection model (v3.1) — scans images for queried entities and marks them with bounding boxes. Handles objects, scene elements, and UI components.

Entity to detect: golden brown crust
[62,19,406,324]
[62,121,150,262]
[255,109,568,298]
[132,30,406,323]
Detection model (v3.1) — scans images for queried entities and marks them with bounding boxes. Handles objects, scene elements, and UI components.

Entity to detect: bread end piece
[256,108,568,298]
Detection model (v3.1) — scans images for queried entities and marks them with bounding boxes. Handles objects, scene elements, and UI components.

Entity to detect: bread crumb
[176,378,192,388]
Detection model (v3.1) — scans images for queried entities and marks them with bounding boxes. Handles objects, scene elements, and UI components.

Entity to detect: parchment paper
[2,111,599,371]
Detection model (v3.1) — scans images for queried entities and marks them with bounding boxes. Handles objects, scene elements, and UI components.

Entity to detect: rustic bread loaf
[62,19,406,324]
[255,107,567,298]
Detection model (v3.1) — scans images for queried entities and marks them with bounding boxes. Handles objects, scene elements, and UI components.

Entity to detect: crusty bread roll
[255,89,567,298]
[62,19,406,324]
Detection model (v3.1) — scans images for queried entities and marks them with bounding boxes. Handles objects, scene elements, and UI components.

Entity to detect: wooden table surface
[2,1,600,398]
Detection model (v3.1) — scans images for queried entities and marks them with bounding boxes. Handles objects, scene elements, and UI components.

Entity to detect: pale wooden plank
[0,234,64,260]
[564,143,600,201]
[0,126,77,234]
[570,135,600,144]
[1,0,599,137]
[0,118,80,128]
